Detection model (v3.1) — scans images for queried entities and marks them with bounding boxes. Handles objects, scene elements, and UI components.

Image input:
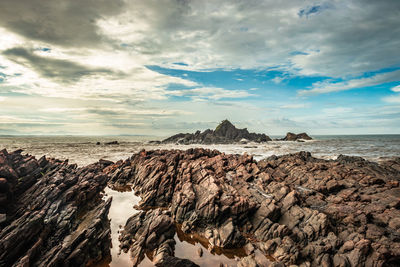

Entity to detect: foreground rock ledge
[0,149,112,267]
[107,149,400,266]
[1,147,400,266]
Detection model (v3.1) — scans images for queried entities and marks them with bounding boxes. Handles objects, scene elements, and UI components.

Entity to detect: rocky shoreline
[1,148,400,266]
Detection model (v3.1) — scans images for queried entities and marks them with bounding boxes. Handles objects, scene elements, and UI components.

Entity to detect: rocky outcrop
[161,120,271,144]
[281,132,312,141]
[107,148,400,266]
[2,146,400,266]
[105,140,119,145]
[119,208,199,267]
[0,149,112,267]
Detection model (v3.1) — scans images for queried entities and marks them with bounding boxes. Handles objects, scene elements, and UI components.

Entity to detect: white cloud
[167,87,252,100]
[383,85,400,103]
[383,95,400,103]
[298,69,400,96]
[39,107,87,113]
[280,103,310,109]
[322,107,352,115]
[391,85,400,92]
[272,77,284,84]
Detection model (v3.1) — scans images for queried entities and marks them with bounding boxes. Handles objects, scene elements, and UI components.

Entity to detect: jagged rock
[119,208,181,266]
[156,256,199,267]
[161,120,271,144]
[281,132,312,141]
[107,148,400,266]
[2,147,400,266]
[0,149,112,267]
[105,141,119,145]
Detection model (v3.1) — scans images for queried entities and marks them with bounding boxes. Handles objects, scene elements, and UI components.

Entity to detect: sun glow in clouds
[0,0,399,135]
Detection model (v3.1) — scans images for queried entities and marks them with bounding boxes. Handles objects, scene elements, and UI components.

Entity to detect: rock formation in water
[107,148,400,266]
[0,149,112,267]
[105,140,119,145]
[280,132,312,141]
[161,120,272,144]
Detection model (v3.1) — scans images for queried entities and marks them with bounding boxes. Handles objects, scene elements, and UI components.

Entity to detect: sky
[0,0,400,136]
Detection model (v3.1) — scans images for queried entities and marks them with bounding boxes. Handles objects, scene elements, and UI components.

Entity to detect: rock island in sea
[155,119,312,145]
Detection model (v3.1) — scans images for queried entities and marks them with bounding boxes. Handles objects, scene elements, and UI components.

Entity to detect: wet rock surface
[0,149,111,267]
[108,148,400,266]
[161,120,271,144]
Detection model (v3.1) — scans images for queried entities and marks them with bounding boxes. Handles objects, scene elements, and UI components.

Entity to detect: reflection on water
[174,224,246,266]
[89,186,274,266]
[101,186,153,267]
[100,187,260,267]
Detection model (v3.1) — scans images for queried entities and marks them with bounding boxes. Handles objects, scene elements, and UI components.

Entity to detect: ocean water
[0,135,399,166]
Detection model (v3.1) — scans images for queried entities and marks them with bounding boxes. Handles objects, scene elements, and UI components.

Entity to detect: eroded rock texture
[280,132,312,141]
[0,149,112,267]
[160,120,271,144]
[108,149,400,266]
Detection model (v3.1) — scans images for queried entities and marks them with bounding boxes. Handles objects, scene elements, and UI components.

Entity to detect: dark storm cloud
[3,47,121,83]
[0,0,125,47]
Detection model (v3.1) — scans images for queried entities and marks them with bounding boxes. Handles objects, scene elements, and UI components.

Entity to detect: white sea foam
[0,135,399,166]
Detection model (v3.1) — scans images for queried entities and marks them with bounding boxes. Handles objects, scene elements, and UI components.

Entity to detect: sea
[0,135,399,166]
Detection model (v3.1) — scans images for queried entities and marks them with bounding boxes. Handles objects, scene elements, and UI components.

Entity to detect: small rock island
[161,120,272,144]
[280,132,313,141]
[159,120,313,145]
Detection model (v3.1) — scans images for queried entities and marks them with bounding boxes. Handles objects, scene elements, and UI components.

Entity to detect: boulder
[281,132,312,141]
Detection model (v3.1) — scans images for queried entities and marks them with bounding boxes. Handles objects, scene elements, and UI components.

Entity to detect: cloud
[383,85,400,103]
[96,0,400,78]
[39,107,87,113]
[167,87,252,100]
[298,69,400,95]
[383,96,400,104]
[1,0,400,135]
[323,107,352,115]
[272,76,285,84]
[280,103,310,109]
[3,47,121,83]
[0,0,399,79]
[391,85,400,92]
[0,0,125,47]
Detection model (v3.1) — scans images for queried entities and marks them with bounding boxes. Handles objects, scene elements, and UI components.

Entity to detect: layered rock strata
[107,148,400,266]
[1,147,400,266]
[0,149,112,267]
